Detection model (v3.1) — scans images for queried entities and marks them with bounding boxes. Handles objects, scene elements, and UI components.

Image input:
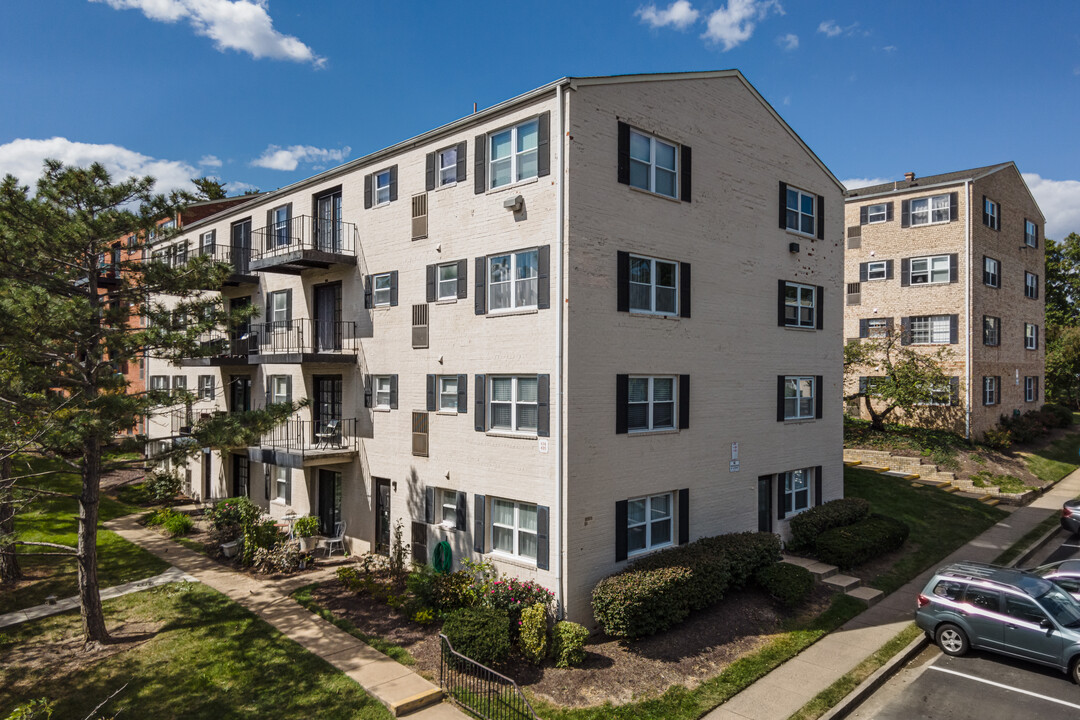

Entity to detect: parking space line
[928,666,1080,710]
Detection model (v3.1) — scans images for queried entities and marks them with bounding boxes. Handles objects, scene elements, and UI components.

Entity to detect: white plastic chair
[324,521,346,556]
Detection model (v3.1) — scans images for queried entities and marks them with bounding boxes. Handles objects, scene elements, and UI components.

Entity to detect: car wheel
[936,623,969,657]
[1071,657,1080,685]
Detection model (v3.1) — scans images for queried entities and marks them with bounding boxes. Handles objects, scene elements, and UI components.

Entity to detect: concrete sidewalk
[105,515,465,719]
[705,467,1080,720]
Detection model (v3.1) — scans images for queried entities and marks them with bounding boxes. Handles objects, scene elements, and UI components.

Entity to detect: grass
[290,583,416,665]
[1,456,170,614]
[993,512,1062,567]
[844,466,1008,594]
[0,582,391,719]
[844,417,968,470]
[1024,423,1080,483]
[970,471,1029,494]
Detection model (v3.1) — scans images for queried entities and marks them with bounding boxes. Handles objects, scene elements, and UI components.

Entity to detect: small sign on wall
[729,460,740,473]
[731,442,739,460]
[538,438,549,454]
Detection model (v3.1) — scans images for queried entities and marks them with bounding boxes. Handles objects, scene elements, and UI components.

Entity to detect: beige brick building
[843,163,1045,440]
[146,70,843,624]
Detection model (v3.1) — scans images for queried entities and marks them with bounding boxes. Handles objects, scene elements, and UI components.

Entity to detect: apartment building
[843,163,1045,439]
[146,70,843,623]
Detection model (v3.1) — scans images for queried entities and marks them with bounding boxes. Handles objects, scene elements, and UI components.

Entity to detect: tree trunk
[79,436,109,646]
[0,455,20,585]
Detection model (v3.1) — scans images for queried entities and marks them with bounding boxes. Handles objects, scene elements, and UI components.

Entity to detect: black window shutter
[859,262,869,282]
[815,376,824,419]
[886,202,894,222]
[474,134,486,194]
[285,471,292,505]
[536,374,550,437]
[885,317,894,334]
[814,466,823,507]
[859,319,869,338]
[777,474,786,520]
[758,476,773,532]
[616,121,630,185]
[816,286,824,330]
[388,165,398,202]
[264,209,273,250]
[1036,377,1040,402]
[777,279,787,326]
[389,270,399,306]
[678,374,690,429]
[474,374,485,431]
[474,257,486,315]
[455,492,467,532]
[678,488,689,544]
[949,377,960,406]
[264,465,270,500]
[996,377,1001,404]
[816,195,825,240]
[457,258,468,299]
[364,275,373,309]
[535,505,549,570]
[679,262,691,318]
[901,199,911,228]
[776,375,786,422]
[615,500,628,562]
[284,289,292,323]
[284,376,292,404]
[456,141,467,183]
[426,374,436,412]
[425,152,436,191]
[364,173,373,209]
[425,264,436,303]
[680,145,692,203]
[536,111,550,178]
[617,251,630,312]
[537,245,550,309]
[949,314,959,344]
[1034,224,1039,249]
[389,375,399,410]
[982,195,989,226]
[948,254,959,283]
[859,376,868,394]
[425,487,435,524]
[457,374,467,413]
[950,192,959,222]
[900,258,910,287]
[778,181,788,229]
[886,259,894,280]
[1035,274,1040,299]
[1036,325,1039,348]
[363,374,372,408]
[473,494,485,553]
[900,317,911,345]
[616,374,629,434]
[997,204,1003,231]
[859,206,868,225]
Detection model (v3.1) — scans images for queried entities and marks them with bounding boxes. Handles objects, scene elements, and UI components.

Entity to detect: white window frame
[915,382,951,407]
[784,282,817,328]
[985,197,1000,230]
[375,170,391,206]
[437,262,458,300]
[1025,272,1038,299]
[627,376,676,432]
[983,376,998,405]
[785,185,817,236]
[784,376,816,420]
[1025,220,1038,247]
[628,128,678,199]
[1025,323,1037,350]
[438,376,458,412]
[374,375,392,409]
[866,261,888,281]
[488,375,538,435]
[486,249,538,312]
[198,375,214,402]
[269,290,289,326]
[373,272,392,307]
[488,119,539,190]
[490,498,537,560]
[437,488,458,526]
[627,492,674,555]
[437,147,458,187]
[783,469,811,515]
[1025,376,1036,402]
[909,255,950,285]
[867,318,888,338]
[271,376,289,405]
[984,316,1000,346]
[629,254,679,315]
[910,315,951,345]
[274,465,288,503]
[984,257,1000,288]
[910,194,951,226]
[866,203,888,224]
[272,206,290,247]
[150,375,169,391]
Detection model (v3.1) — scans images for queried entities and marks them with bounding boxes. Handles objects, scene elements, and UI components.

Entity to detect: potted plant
[294,515,320,553]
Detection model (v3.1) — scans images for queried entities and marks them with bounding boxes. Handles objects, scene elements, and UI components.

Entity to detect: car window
[1037,585,1080,628]
[933,580,964,601]
[1055,578,1080,594]
[1004,595,1046,625]
[964,586,1000,612]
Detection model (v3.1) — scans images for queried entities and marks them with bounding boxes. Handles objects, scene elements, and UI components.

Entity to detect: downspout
[964,179,972,441]
[554,82,567,617]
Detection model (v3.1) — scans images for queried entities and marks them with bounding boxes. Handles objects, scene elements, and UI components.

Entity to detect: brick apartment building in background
[144,70,844,623]
[843,163,1045,440]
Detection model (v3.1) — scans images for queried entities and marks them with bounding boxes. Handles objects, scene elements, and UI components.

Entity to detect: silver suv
[916,562,1080,682]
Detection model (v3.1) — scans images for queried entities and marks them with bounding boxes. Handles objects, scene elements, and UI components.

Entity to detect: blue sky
[2,0,1079,237]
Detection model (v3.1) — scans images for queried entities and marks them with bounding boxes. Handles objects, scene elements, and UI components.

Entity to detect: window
[983,376,999,406]
[1025,376,1036,402]
[374,376,392,409]
[488,249,538,311]
[627,493,673,554]
[629,129,677,198]
[437,147,458,186]
[964,586,1000,613]
[274,466,288,502]
[437,263,458,300]
[867,318,888,338]
[199,231,214,255]
[268,376,290,405]
[910,255,950,285]
[272,206,290,247]
[489,376,537,434]
[984,197,1000,230]
[910,315,951,344]
[491,498,537,560]
[172,375,187,390]
[150,375,168,391]
[1025,323,1038,350]
[983,316,1000,346]
[198,375,214,401]
[866,261,888,281]
[628,376,675,432]
[269,290,289,326]
[781,282,817,328]
[984,257,1000,288]
[373,273,392,306]
[866,203,888,224]
[1005,595,1046,625]
[1025,272,1038,299]
[375,170,391,206]
[439,376,458,412]
[489,119,539,189]
[785,186,816,235]
[910,194,951,226]
[783,469,810,515]
[630,255,678,315]
[437,489,458,525]
[915,382,951,407]
[784,377,816,420]
[1025,219,1038,247]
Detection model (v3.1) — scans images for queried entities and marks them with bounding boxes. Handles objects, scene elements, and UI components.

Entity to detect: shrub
[518,603,549,665]
[788,498,871,553]
[243,519,283,566]
[483,577,555,630]
[443,607,511,666]
[205,497,259,540]
[407,566,474,613]
[413,608,436,625]
[815,514,910,570]
[293,515,319,538]
[755,562,813,607]
[163,511,194,537]
[592,566,693,639]
[552,621,589,668]
[982,426,1012,450]
[145,467,182,504]
[1000,411,1048,444]
[1042,403,1075,428]
[253,542,301,574]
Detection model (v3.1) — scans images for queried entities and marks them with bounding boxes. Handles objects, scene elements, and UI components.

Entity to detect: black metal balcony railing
[256,417,359,456]
[251,319,357,357]
[196,242,253,276]
[170,406,193,435]
[251,215,357,263]
[180,330,257,366]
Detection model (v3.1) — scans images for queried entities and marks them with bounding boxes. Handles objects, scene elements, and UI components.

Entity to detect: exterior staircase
[843,449,1034,505]
[780,554,884,607]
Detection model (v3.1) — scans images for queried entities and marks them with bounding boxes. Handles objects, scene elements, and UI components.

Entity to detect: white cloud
[702,0,782,51]
[778,32,798,50]
[636,1,699,29]
[882,45,897,52]
[818,19,842,37]
[251,144,351,172]
[841,177,892,191]
[90,0,325,66]
[199,154,222,167]
[1023,173,1080,240]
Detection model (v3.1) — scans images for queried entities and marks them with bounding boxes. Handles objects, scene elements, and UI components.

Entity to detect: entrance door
[232,454,249,498]
[230,218,251,274]
[757,475,773,533]
[313,283,342,352]
[312,375,342,444]
[230,297,252,355]
[318,469,342,536]
[315,190,342,253]
[375,478,391,556]
[202,450,212,501]
[230,375,252,412]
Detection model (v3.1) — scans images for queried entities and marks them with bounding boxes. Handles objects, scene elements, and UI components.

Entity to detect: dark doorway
[757,475,773,533]
[315,190,343,253]
[313,282,342,352]
[312,375,342,444]
[318,469,342,536]
[202,450,212,501]
[229,375,252,412]
[230,296,252,355]
[231,218,251,274]
[375,477,391,555]
[232,454,249,498]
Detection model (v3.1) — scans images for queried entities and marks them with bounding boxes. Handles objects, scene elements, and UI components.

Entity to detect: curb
[818,632,929,720]
[1011,525,1066,569]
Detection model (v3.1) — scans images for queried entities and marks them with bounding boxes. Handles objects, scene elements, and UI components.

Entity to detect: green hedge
[815,514,910,570]
[591,566,693,639]
[443,607,511,666]
[788,498,870,552]
[756,563,814,607]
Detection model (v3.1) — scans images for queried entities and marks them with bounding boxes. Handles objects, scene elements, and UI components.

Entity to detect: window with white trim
[1025,220,1038,247]
[628,376,675,432]
[274,465,288,502]
[915,382,951,407]
[866,261,888,281]
[867,318,888,338]
[983,376,998,405]
[270,376,290,405]
[1025,272,1038,299]
[489,376,537,434]
[272,206,290,246]
[629,129,678,198]
[910,315,950,344]
[489,119,539,189]
[437,263,458,300]
[784,282,816,328]
[629,255,678,315]
[1025,323,1037,350]
[910,194,951,226]
[269,290,289,327]
[439,376,458,412]
[1025,376,1036,402]
[785,185,816,235]
[373,272,392,306]
[199,231,214,255]
[984,197,1000,230]
[783,469,810,515]
[374,375,392,409]
[491,498,537,560]
[910,255,950,284]
[374,170,391,206]
[627,492,673,554]
[984,257,1000,288]
[198,375,214,401]
[983,316,1000,346]
[866,203,888,224]
[487,249,538,311]
[437,147,458,187]
[150,375,169,391]
[784,377,815,420]
[437,488,458,525]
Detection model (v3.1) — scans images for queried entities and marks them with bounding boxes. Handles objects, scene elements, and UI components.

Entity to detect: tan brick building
[843,163,1045,440]
[146,70,844,623]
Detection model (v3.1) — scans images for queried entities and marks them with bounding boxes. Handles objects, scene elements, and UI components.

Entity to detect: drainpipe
[554,81,567,617]
[964,179,972,441]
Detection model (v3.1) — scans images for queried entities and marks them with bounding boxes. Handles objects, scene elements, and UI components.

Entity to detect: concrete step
[913,478,951,488]
[843,460,862,467]
[881,470,920,480]
[846,586,884,607]
[781,555,838,581]
[823,574,861,592]
[943,485,960,493]
[859,465,890,473]
[979,495,1001,506]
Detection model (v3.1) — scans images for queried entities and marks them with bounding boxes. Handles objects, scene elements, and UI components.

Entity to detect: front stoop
[822,574,861,592]
[845,586,885,607]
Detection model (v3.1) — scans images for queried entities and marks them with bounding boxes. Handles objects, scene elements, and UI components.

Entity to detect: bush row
[441,604,588,668]
[755,563,814,607]
[814,514,909,569]
[788,498,870,553]
[988,404,1076,448]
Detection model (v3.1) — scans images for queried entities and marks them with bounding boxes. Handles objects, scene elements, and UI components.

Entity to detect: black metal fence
[438,634,540,720]
[194,330,257,358]
[250,215,357,260]
[257,417,358,455]
[251,319,357,355]
[196,241,252,275]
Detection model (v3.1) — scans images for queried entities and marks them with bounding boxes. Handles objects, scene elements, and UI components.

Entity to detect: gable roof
[845,163,1012,198]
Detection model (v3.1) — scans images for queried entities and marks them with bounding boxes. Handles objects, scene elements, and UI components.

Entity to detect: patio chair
[324,521,346,557]
[314,419,341,449]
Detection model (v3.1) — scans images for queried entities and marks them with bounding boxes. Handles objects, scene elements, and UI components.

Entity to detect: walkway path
[705,467,1080,720]
[104,515,465,719]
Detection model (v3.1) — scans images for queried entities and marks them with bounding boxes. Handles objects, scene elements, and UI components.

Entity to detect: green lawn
[1,457,169,614]
[845,466,1008,594]
[0,582,391,719]
[1024,425,1080,484]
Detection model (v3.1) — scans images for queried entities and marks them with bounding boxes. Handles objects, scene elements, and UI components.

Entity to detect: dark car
[1063,499,1080,535]
[1031,559,1080,600]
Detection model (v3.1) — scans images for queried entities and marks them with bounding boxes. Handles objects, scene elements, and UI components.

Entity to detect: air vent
[411,193,428,240]
[412,303,429,349]
[412,411,429,457]
[846,226,861,249]
[846,282,861,306]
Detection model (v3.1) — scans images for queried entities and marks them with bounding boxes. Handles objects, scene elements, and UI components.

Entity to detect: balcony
[194,242,258,287]
[179,331,256,367]
[248,319,357,364]
[170,407,193,436]
[248,418,359,468]
[250,215,357,274]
